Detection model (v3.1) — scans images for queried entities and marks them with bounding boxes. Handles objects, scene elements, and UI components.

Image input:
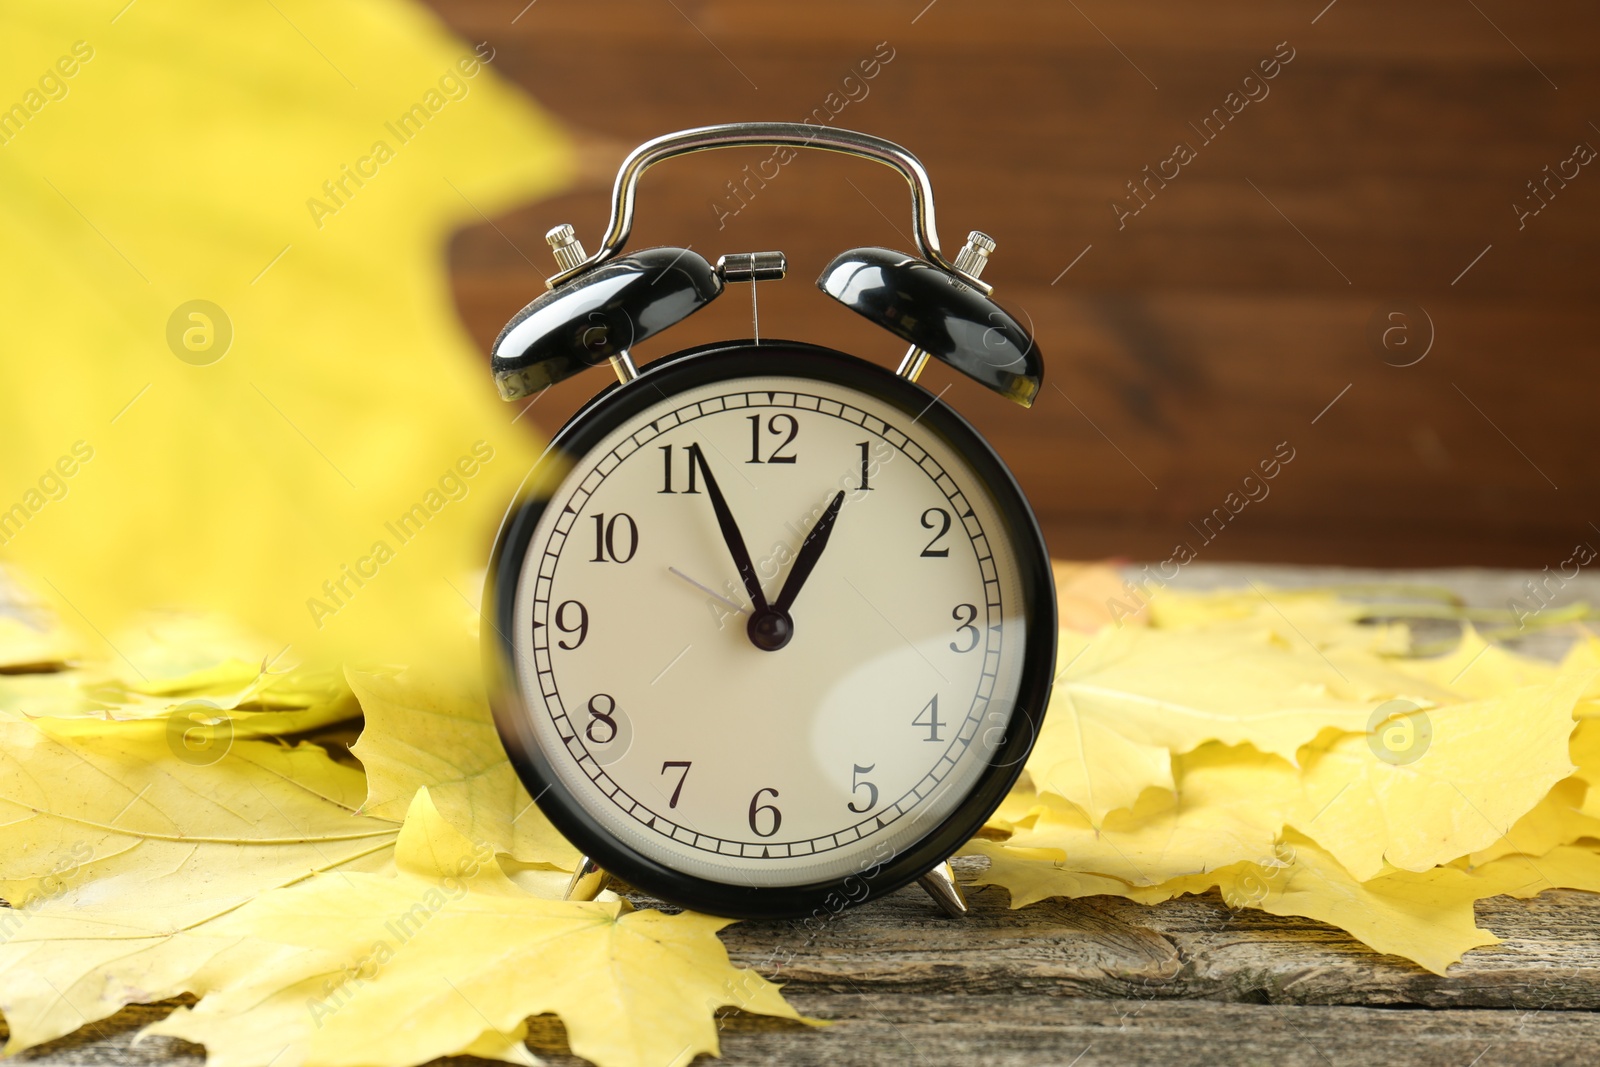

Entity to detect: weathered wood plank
[708,875,1600,1011]
[18,992,1600,1067]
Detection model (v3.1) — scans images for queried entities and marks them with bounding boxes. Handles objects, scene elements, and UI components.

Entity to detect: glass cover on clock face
[510,373,1029,887]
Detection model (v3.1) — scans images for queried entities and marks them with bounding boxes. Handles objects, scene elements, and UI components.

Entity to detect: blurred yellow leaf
[0,601,357,736]
[0,615,75,672]
[1393,625,1557,699]
[1562,633,1600,718]
[0,722,398,1052]
[0,0,570,666]
[147,790,809,1067]
[1567,719,1600,819]
[348,665,578,869]
[1149,587,1409,654]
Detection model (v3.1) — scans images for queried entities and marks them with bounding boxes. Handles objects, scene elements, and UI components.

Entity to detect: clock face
[493,345,1050,907]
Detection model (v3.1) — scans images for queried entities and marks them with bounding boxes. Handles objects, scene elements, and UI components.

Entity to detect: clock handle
[543,122,989,296]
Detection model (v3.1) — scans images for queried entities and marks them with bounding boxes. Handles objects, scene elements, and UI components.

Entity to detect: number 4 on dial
[913,695,943,742]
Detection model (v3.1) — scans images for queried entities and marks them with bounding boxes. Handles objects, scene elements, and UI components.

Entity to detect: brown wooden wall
[432,0,1600,568]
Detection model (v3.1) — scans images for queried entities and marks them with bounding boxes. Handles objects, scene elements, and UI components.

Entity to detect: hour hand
[773,490,846,614]
[688,445,768,613]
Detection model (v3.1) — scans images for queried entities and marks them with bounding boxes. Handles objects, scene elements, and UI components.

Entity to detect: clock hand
[667,565,750,615]
[688,444,769,614]
[772,490,846,614]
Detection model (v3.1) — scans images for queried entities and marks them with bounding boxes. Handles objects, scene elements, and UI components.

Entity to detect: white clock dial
[509,373,1030,887]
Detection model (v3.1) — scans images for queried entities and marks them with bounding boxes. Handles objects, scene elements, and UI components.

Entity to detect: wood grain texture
[431,0,1600,568]
[24,994,1600,1067]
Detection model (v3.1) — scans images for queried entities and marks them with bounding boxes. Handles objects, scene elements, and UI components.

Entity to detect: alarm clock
[483,123,1055,920]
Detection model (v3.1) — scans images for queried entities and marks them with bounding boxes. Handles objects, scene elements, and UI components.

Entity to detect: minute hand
[773,490,846,614]
[689,445,768,612]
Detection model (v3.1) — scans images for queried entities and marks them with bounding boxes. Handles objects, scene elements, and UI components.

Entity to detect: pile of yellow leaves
[969,572,1600,975]
[0,599,804,1067]
[2,570,1598,1063]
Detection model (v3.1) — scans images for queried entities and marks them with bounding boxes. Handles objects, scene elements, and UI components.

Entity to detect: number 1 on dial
[856,441,874,491]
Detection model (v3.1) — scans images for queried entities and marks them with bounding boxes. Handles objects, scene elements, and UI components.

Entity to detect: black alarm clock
[483,123,1055,920]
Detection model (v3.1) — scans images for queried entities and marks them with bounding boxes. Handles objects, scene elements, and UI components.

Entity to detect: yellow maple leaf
[981,773,1041,835]
[348,666,578,868]
[0,722,398,1052]
[1392,625,1557,699]
[1149,587,1410,654]
[969,833,1503,975]
[1028,625,1453,819]
[0,0,568,666]
[1290,673,1588,880]
[1229,835,1501,975]
[0,668,356,742]
[147,790,809,1067]
[1466,844,1600,899]
[0,598,357,737]
[1463,776,1600,865]
[1008,743,1301,886]
[1562,633,1600,718]
[1572,720,1600,819]
[963,838,1192,909]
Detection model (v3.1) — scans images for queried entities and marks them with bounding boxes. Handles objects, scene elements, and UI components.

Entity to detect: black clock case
[484,339,1057,920]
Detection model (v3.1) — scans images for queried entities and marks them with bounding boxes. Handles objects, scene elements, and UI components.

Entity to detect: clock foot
[564,855,613,901]
[917,861,969,918]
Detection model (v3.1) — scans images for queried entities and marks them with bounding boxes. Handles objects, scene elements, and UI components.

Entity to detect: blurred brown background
[431,0,1599,568]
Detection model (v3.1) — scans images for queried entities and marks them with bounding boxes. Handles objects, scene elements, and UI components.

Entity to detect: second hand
[668,566,750,616]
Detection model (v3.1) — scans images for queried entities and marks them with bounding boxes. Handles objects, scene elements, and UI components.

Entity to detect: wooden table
[19,564,1600,1066]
